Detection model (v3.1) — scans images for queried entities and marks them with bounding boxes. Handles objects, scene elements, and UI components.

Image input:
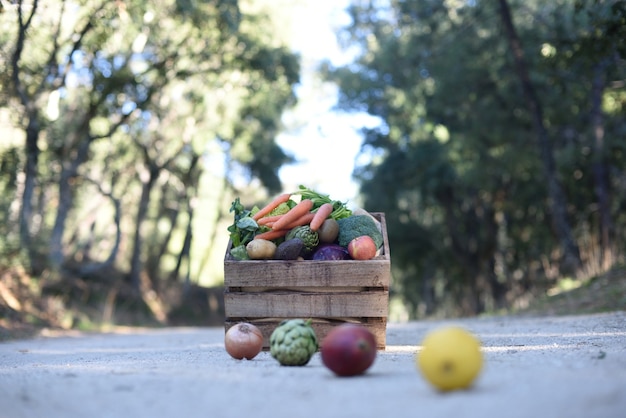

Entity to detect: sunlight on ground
[385,345,420,354]
[547,277,584,296]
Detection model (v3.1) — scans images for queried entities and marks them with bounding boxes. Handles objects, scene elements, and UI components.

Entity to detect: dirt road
[1,311,625,418]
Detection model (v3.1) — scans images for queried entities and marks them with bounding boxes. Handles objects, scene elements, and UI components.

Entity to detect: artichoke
[285,225,319,256]
[270,319,319,366]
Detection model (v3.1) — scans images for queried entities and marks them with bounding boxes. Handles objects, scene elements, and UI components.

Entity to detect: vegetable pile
[227,186,383,261]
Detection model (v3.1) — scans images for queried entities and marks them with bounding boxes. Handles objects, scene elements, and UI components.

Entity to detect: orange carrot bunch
[251,196,336,241]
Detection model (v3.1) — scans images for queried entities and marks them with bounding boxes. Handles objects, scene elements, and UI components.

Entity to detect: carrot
[264,212,314,231]
[271,199,314,230]
[252,193,291,221]
[253,229,289,241]
[282,212,315,230]
[257,214,284,226]
[309,202,333,231]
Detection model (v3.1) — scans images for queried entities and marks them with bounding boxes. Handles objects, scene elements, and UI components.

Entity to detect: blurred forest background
[1,0,625,337]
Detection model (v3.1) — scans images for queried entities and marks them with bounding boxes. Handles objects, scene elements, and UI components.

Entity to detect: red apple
[347,235,377,260]
[321,324,377,376]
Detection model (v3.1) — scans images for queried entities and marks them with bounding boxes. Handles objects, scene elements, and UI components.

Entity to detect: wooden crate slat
[224,259,390,288]
[224,290,389,318]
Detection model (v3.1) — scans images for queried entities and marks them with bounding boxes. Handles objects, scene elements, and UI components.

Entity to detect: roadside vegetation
[1,1,625,340]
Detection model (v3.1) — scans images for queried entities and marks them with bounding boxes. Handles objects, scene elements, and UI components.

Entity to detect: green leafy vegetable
[227,198,259,250]
[291,185,352,220]
[229,245,250,260]
[236,217,258,231]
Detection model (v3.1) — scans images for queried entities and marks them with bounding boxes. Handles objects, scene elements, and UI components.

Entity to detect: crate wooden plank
[232,286,377,293]
[224,290,389,318]
[225,318,387,350]
[224,259,390,288]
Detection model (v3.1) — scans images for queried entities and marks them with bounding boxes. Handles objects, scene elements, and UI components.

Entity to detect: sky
[273,1,379,208]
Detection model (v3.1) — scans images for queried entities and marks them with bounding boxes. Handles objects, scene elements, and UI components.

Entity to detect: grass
[513,266,626,316]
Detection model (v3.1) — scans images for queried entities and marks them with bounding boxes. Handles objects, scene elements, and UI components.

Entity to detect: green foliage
[0,0,300,296]
[330,0,626,317]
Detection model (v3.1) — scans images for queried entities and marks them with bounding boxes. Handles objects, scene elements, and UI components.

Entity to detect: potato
[246,239,277,260]
[317,219,339,243]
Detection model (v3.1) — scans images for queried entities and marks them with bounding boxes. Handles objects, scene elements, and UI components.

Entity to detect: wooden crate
[223,213,390,350]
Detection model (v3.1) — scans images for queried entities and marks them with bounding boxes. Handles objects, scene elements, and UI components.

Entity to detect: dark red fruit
[321,324,377,376]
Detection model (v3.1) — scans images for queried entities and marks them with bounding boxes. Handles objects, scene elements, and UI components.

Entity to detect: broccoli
[336,215,383,248]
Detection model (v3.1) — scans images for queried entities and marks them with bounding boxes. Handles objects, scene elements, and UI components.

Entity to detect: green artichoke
[285,225,319,256]
[270,319,319,366]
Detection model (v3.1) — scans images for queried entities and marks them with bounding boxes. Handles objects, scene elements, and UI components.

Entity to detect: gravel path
[1,311,625,418]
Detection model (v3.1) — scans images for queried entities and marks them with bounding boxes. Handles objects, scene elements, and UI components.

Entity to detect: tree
[327,0,626,317]
[570,0,626,270]
[498,0,581,272]
[1,0,300,301]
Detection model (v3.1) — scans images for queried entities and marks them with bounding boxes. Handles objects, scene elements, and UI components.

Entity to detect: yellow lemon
[416,326,483,391]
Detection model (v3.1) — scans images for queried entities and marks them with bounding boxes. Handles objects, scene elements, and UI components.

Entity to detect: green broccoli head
[337,215,383,248]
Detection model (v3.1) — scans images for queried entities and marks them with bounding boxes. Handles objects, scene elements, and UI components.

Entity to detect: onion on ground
[225,322,264,360]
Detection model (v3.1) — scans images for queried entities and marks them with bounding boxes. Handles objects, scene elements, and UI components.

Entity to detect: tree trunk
[172,204,194,295]
[19,117,41,272]
[129,164,159,292]
[49,123,94,270]
[135,145,193,290]
[590,57,614,270]
[498,0,581,272]
[13,1,42,274]
[148,196,181,281]
[437,187,487,315]
[170,155,200,287]
[74,177,123,275]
